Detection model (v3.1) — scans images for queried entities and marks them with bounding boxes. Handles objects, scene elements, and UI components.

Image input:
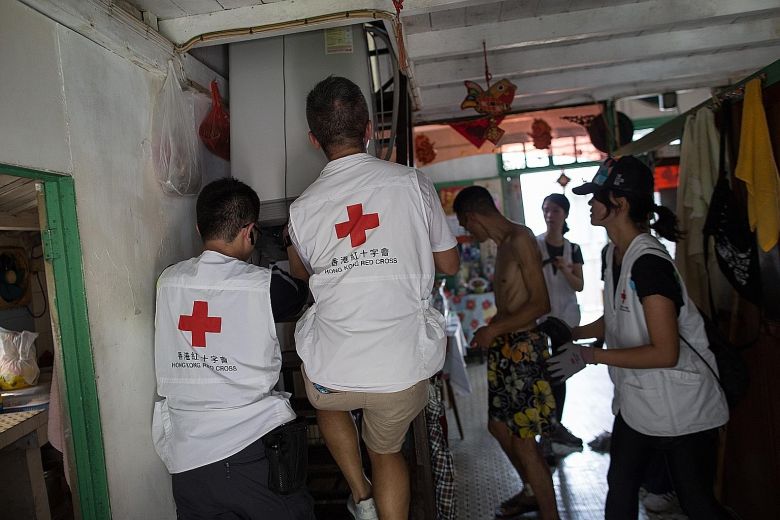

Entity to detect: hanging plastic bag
[0,327,39,390]
[199,80,230,161]
[152,60,202,195]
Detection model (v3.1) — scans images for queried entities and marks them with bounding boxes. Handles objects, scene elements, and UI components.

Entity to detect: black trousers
[171,437,315,520]
[605,413,729,520]
[551,343,566,422]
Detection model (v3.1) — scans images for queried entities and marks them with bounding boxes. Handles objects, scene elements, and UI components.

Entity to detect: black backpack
[702,102,762,305]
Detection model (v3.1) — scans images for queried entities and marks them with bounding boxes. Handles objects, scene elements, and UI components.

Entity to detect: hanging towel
[690,108,720,220]
[735,78,780,252]
[675,114,698,303]
[48,361,71,488]
[675,115,696,220]
[675,108,724,313]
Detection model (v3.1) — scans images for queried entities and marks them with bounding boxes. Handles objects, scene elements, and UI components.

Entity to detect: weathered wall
[0,1,228,516]
[0,0,71,173]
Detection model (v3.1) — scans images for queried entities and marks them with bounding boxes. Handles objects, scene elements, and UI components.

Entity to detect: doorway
[519,165,607,325]
[0,162,110,519]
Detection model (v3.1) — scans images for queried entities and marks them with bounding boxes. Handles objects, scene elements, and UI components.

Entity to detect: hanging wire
[482,41,492,88]
[26,271,48,319]
[365,24,399,161]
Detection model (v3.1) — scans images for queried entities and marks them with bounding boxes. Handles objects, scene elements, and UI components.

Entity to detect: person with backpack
[544,156,730,519]
[536,193,585,453]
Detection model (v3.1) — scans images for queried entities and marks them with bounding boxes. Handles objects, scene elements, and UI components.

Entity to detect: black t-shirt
[545,241,584,274]
[611,253,683,314]
[269,267,309,321]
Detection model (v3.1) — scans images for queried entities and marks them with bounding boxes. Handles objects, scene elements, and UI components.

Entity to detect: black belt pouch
[262,417,308,495]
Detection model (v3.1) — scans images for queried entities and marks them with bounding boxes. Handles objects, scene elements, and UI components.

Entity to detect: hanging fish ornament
[460,79,517,116]
[454,42,518,147]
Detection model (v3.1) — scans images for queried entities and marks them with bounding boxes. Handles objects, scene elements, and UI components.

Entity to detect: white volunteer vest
[152,251,295,474]
[604,233,728,436]
[290,154,446,392]
[536,233,581,328]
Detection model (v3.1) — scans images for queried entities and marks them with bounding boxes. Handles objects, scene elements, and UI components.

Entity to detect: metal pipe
[174,10,395,54]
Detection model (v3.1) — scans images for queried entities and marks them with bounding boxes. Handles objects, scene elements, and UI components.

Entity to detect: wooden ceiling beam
[401,0,503,16]
[0,211,40,232]
[413,45,780,121]
[414,17,780,87]
[18,0,227,92]
[406,0,780,60]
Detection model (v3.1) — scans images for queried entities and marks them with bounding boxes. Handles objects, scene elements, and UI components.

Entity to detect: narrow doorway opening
[0,163,110,520]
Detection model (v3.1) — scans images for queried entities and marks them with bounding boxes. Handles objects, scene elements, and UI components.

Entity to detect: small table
[0,410,51,519]
[449,292,497,345]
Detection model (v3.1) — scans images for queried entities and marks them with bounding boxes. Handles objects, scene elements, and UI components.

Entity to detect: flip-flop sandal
[495,492,540,518]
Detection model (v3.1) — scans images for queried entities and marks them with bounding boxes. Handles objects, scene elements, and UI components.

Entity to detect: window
[501,137,604,172]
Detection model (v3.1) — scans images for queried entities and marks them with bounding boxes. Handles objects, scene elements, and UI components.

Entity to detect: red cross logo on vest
[178,301,222,348]
[335,203,380,247]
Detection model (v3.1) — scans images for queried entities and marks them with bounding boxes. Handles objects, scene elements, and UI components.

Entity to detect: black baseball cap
[572,156,654,196]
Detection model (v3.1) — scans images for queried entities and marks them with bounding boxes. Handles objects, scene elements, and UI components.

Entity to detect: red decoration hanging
[199,81,230,161]
[391,1,408,73]
[450,116,506,148]
[560,115,598,128]
[415,134,437,165]
[456,41,517,148]
[557,171,571,187]
[529,118,552,150]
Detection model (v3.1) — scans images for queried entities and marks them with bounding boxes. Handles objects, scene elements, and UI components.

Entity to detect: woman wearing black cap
[536,194,585,452]
[545,156,730,519]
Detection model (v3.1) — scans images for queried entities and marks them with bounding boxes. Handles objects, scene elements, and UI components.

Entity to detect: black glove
[537,317,572,349]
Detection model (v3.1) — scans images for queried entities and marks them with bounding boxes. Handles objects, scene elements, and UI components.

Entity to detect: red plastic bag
[199,80,230,161]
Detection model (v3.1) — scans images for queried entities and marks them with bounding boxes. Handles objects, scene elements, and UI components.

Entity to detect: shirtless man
[453,186,560,520]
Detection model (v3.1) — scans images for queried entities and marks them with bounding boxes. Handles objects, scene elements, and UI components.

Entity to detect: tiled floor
[445,362,688,520]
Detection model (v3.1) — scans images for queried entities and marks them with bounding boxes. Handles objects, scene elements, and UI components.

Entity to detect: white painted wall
[230,25,373,203]
[0,0,71,173]
[419,153,500,184]
[57,28,190,518]
[0,1,228,517]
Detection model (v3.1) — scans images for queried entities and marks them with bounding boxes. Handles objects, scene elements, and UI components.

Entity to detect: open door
[0,163,110,520]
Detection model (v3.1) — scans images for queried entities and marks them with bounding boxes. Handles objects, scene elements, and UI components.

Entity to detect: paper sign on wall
[325,27,354,54]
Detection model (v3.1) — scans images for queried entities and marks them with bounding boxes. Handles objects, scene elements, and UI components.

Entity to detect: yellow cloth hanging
[735,78,780,252]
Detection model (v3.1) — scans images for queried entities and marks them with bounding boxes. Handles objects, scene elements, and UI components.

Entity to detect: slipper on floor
[587,431,612,453]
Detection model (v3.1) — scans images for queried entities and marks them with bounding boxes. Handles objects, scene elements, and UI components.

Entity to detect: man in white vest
[153,178,314,519]
[286,76,459,520]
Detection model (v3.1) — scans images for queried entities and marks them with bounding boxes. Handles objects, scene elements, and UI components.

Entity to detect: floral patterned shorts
[487,329,556,439]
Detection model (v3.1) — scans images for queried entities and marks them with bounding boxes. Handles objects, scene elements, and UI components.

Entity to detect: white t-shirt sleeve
[416,171,457,252]
[287,219,313,274]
